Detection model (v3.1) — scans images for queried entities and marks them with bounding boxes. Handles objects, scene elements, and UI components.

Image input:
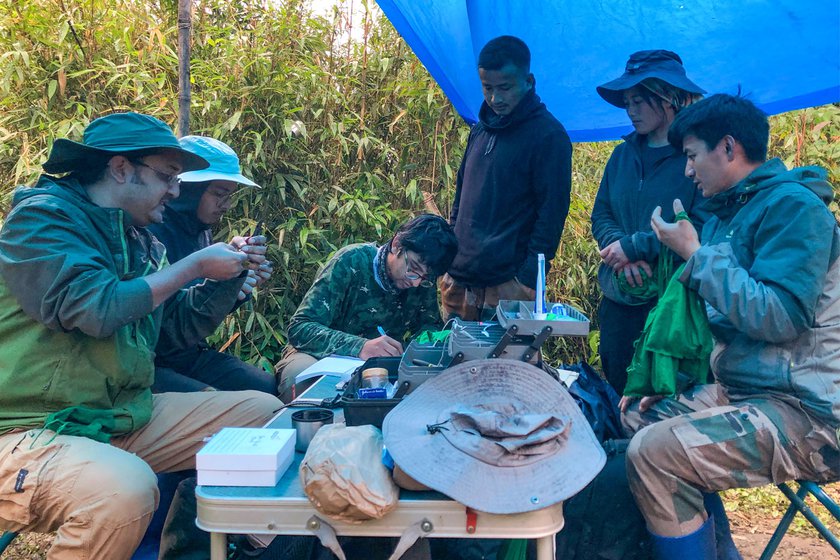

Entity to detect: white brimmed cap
[177,136,259,187]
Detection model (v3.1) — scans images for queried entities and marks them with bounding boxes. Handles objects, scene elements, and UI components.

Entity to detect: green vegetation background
[2,0,838,372]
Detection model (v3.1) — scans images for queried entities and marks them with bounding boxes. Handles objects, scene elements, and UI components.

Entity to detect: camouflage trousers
[622,383,840,536]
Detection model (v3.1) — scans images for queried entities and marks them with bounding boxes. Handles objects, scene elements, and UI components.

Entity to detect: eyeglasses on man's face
[131,159,181,187]
[402,250,434,288]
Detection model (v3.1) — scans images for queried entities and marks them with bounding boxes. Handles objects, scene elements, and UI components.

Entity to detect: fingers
[639,260,653,278]
[255,262,272,284]
[382,335,404,356]
[229,236,247,251]
[246,234,267,246]
[650,205,663,226]
[622,265,635,287]
[638,395,665,412]
[629,264,643,286]
[618,395,635,414]
[673,198,685,214]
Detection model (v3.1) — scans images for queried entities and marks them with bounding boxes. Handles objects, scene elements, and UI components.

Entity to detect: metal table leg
[210,532,227,560]
[535,533,556,560]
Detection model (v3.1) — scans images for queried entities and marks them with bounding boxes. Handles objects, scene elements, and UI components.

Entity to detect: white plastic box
[197,427,295,487]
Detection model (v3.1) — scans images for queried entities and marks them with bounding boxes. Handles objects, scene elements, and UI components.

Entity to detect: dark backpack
[553,362,653,560]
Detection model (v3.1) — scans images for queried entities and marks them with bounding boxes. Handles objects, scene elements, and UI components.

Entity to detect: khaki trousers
[0,390,280,560]
[274,348,319,403]
[439,274,536,322]
[623,384,840,537]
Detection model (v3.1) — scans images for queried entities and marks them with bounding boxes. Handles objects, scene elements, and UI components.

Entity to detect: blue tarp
[376,0,840,142]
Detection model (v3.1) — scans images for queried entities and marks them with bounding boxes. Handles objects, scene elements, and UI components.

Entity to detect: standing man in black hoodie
[440,35,573,321]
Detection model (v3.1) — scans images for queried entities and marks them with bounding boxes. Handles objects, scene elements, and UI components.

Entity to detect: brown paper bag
[300,424,399,523]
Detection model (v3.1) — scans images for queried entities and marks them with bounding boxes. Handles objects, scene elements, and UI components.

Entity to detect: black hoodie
[448,88,572,288]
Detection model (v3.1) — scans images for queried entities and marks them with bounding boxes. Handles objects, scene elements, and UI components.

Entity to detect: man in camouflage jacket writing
[276,215,457,397]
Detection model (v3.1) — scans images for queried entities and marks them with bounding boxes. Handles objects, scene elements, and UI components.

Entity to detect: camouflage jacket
[286,243,441,358]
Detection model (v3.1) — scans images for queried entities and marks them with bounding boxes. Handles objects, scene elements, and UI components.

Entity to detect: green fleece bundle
[624,213,713,397]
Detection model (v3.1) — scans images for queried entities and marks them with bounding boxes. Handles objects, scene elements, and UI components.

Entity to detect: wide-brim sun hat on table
[42,112,209,175]
[597,49,706,108]
[382,359,605,514]
[177,136,259,187]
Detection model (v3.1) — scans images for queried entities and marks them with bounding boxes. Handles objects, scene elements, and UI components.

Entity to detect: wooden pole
[177,0,192,137]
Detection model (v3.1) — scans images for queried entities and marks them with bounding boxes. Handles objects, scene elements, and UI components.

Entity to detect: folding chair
[759,480,840,559]
[0,531,18,553]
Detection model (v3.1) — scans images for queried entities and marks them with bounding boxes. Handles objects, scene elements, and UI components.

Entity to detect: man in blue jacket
[440,35,572,321]
[622,94,840,559]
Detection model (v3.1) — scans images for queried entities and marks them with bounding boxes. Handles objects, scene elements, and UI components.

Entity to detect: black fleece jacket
[591,132,709,305]
[448,88,572,288]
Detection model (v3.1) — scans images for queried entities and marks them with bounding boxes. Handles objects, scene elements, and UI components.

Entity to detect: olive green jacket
[0,176,243,435]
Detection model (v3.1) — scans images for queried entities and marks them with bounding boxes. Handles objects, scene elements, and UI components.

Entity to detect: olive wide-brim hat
[42,112,208,174]
[597,49,706,108]
[382,359,605,514]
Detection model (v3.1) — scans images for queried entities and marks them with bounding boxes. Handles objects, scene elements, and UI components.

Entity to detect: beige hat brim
[382,360,606,514]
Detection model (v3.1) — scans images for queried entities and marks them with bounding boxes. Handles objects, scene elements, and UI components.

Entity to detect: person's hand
[359,335,403,359]
[651,199,700,260]
[194,242,252,280]
[238,270,258,300]
[620,260,653,288]
[231,234,267,267]
[255,260,273,287]
[619,394,666,414]
[600,240,630,271]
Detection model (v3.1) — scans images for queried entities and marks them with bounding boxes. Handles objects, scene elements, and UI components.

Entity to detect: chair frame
[759,480,840,559]
[0,531,17,552]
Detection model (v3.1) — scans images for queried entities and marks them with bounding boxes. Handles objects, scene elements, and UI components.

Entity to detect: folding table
[195,375,564,560]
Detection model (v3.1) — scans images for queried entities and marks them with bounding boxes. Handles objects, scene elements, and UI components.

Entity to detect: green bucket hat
[42,112,209,175]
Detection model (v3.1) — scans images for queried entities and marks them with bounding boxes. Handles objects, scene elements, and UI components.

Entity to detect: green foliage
[722,485,840,538]
[1,0,838,370]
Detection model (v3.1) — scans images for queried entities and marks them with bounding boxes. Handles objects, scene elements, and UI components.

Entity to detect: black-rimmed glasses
[402,250,434,288]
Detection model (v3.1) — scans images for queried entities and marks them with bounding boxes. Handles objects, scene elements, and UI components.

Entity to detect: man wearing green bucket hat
[0,112,281,559]
[149,135,276,395]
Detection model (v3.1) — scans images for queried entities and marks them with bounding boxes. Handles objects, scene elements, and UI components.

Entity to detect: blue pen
[377,326,387,337]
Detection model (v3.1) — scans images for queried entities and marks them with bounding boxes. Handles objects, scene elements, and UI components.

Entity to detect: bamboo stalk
[177,0,192,137]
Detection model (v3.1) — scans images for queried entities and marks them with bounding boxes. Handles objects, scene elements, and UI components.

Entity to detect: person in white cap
[149,136,277,395]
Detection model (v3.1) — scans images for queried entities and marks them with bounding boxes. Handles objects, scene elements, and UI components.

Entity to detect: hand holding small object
[194,242,253,280]
[360,335,403,359]
[230,234,267,267]
[651,199,700,260]
[620,260,653,288]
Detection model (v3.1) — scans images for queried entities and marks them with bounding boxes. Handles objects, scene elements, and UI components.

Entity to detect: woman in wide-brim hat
[591,50,709,395]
